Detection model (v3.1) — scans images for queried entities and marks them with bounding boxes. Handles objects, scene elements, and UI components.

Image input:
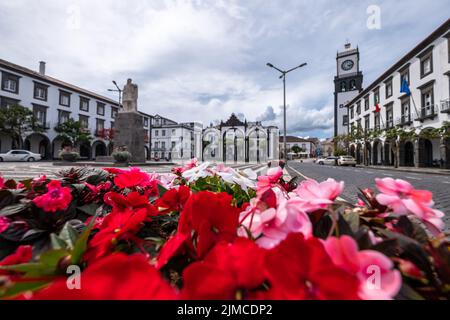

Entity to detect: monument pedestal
[114,112,146,163]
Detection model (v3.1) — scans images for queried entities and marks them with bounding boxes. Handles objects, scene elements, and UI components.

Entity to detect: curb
[357,165,450,176]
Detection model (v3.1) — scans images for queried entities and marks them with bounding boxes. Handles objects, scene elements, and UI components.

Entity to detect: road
[287,161,450,231]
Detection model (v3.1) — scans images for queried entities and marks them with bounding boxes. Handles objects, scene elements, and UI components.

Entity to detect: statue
[122,78,138,112]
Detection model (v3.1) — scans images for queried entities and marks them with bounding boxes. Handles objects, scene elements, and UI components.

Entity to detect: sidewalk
[357,165,450,176]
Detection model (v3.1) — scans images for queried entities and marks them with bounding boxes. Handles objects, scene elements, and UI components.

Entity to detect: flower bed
[0,160,449,300]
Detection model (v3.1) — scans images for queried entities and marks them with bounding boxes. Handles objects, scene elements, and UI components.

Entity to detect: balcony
[415,105,438,122]
[32,121,50,131]
[441,99,450,113]
[395,114,413,127]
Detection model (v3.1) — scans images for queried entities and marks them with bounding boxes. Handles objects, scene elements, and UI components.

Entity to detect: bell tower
[334,42,363,137]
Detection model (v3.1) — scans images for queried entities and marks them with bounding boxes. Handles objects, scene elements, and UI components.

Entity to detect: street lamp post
[108,80,122,110]
[266,62,307,163]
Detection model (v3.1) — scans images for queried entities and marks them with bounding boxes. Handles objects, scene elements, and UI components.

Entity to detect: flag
[375,103,380,113]
[400,79,411,96]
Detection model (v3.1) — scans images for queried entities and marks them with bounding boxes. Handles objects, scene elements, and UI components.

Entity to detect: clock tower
[334,42,363,137]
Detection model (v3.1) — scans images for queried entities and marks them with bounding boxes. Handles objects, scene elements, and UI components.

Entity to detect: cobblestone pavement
[0,161,266,180]
[287,160,450,232]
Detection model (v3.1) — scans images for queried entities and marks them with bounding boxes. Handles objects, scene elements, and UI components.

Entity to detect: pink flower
[0,216,10,233]
[239,195,312,249]
[0,175,5,189]
[324,235,402,300]
[184,158,198,170]
[375,178,444,235]
[32,180,73,213]
[293,178,344,212]
[256,167,283,197]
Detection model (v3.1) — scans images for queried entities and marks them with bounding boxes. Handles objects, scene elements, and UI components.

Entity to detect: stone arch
[365,142,372,166]
[384,140,395,166]
[24,133,51,160]
[247,127,267,163]
[356,143,363,164]
[202,128,221,161]
[349,144,356,158]
[223,128,245,163]
[399,140,414,167]
[52,135,72,159]
[79,141,91,160]
[91,140,107,160]
[373,139,383,165]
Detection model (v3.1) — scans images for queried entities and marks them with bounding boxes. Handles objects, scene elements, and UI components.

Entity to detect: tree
[291,145,304,154]
[54,118,92,147]
[0,104,42,149]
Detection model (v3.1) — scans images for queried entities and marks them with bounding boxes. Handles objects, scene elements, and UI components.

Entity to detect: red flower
[30,253,177,300]
[84,208,148,261]
[113,167,156,189]
[178,191,240,258]
[154,186,191,214]
[155,232,188,270]
[104,191,158,216]
[264,233,360,300]
[182,238,267,299]
[0,246,33,276]
[32,180,73,213]
[0,175,5,189]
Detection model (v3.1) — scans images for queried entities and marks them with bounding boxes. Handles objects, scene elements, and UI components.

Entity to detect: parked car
[0,150,42,162]
[337,155,357,167]
[317,156,338,166]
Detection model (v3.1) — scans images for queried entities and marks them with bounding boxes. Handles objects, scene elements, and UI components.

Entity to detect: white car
[0,150,42,162]
[338,156,357,167]
[317,156,338,166]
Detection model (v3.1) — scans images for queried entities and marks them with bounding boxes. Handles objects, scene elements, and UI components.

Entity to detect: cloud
[0,0,448,139]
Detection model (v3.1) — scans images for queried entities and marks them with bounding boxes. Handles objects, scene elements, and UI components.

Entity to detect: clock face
[341,59,354,71]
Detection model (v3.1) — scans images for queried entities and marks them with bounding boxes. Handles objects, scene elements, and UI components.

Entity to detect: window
[155,142,160,149]
[349,79,356,90]
[96,118,105,134]
[59,91,71,106]
[1,72,20,94]
[79,115,89,128]
[420,50,433,78]
[80,97,89,112]
[162,142,166,150]
[373,88,380,105]
[155,130,159,136]
[364,96,370,111]
[385,80,393,98]
[58,110,70,124]
[356,101,361,115]
[400,69,409,86]
[420,85,434,117]
[171,141,176,149]
[33,82,48,101]
[111,107,118,118]
[342,115,348,126]
[401,97,411,124]
[97,102,105,116]
[172,129,176,135]
[32,104,47,128]
[110,121,115,128]
[340,81,347,92]
[374,113,380,130]
[364,115,370,132]
[0,96,20,109]
[144,117,149,127]
[350,106,354,119]
[162,130,166,136]
[386,104,394,128]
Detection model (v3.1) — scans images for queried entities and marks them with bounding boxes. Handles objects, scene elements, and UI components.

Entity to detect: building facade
[202,114,279,163]
[279,136,316,159]
[0,59,152,160]
[334,43,364,137]
[150,114,202,161]
[345,19,450,168]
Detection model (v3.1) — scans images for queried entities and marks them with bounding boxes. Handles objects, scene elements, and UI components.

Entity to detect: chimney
[39,61,46,75]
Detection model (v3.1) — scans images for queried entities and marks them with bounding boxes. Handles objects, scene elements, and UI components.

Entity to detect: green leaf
[40,249,69,267]
[157,184,168,197]
[59,223,79,249]
[78,203,99,216]
[50,233,68,250]
[71,226,92,265]
[0,202,28,217]
[0,280,51,299]
[344,211,360,233]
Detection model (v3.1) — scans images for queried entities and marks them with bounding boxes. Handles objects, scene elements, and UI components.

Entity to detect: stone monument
[113,79,146,163]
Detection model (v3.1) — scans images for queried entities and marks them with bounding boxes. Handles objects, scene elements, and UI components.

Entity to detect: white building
[345,19,450,168]
[279,136,316,159]
[150,114,202,161]
[0,59,152,160]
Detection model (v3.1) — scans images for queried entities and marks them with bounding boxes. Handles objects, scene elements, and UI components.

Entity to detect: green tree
[291,145,304,154]
[54,118,92,147]
[0,104,42,149]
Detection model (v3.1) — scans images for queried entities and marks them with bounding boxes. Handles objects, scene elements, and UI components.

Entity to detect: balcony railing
[395,114,413,126]
[415,105,438,121]
[441,99,450,113]
[32,121,50,130]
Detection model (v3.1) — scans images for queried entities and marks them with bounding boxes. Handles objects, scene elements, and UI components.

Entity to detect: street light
[108,80,122,110]
[266,62,307,163]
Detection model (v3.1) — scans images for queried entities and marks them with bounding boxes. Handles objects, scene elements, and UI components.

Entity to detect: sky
[0,0,448,139]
